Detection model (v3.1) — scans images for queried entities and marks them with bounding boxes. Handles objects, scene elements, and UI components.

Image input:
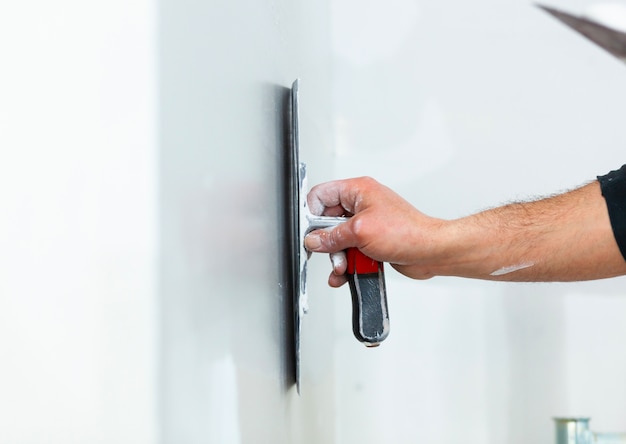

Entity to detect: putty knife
[538,4,626,63]
[289,79,390,393]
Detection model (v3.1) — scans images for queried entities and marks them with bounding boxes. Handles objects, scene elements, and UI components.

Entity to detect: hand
[304,177,450,286]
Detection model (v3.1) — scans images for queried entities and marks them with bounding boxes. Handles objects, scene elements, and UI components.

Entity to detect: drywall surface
[0,0,336,442]
[0,0,158,442]
[158,0,336,443]
[330,1,626,443]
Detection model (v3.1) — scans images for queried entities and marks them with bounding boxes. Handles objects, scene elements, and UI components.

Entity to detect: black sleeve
[597,165,626,262]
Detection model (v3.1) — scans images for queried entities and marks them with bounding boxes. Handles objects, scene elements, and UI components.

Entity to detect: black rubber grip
[347,267,390,347]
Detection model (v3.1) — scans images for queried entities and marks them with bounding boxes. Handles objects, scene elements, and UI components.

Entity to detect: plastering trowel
[288,79,390,393]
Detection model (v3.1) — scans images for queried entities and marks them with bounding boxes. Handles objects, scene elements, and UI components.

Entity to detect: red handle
[346,248,380,274]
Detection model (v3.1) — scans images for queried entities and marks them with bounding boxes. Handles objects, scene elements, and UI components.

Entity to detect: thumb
[304,219,357,254]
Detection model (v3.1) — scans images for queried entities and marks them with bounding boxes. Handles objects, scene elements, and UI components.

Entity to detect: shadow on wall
[158,81,300,443]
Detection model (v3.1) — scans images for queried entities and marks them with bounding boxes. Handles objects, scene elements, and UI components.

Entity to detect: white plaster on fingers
[330,251,348,275]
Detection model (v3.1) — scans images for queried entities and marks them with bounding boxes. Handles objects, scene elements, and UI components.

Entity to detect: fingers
[306,177,384,254]
[330,251,347,275]
[306,177,388,288]
[304,220,358,254]
[307,177,375,216]
[329,251,348,287]
[307,180,347,216]
[328,272,348,287]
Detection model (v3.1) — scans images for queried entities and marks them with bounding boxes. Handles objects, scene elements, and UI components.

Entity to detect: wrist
[431,216,496,278]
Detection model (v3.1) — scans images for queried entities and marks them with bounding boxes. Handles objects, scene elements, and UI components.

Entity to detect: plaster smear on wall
[490,262,534,277]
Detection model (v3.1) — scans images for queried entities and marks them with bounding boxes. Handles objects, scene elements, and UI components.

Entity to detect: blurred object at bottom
[554,417,626,444]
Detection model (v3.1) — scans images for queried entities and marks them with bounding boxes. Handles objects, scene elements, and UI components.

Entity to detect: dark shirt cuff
[598,165,626,262]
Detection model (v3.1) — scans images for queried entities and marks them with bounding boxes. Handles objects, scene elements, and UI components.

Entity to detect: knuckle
[357,176,380,192]
[328,227,345,249]
[356,176,377,186]
[350,216,370,245]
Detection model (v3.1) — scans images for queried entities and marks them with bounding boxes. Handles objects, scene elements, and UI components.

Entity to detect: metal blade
[538,4,626,63]
[289,80,347,394]
[289,79,303,395]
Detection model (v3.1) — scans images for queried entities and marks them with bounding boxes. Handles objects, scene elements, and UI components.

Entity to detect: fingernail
[305,233,321,250]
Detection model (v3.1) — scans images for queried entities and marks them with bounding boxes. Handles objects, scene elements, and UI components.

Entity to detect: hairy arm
[304,177,626,285]
[438,181,626,281]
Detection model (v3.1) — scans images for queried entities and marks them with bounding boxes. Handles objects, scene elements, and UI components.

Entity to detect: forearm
[432,181,626,281]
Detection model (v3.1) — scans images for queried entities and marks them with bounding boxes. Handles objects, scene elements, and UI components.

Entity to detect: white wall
[0,1,158,443]
[0,0,339,442]
[330,1,626,443]
[157,0,337,442]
